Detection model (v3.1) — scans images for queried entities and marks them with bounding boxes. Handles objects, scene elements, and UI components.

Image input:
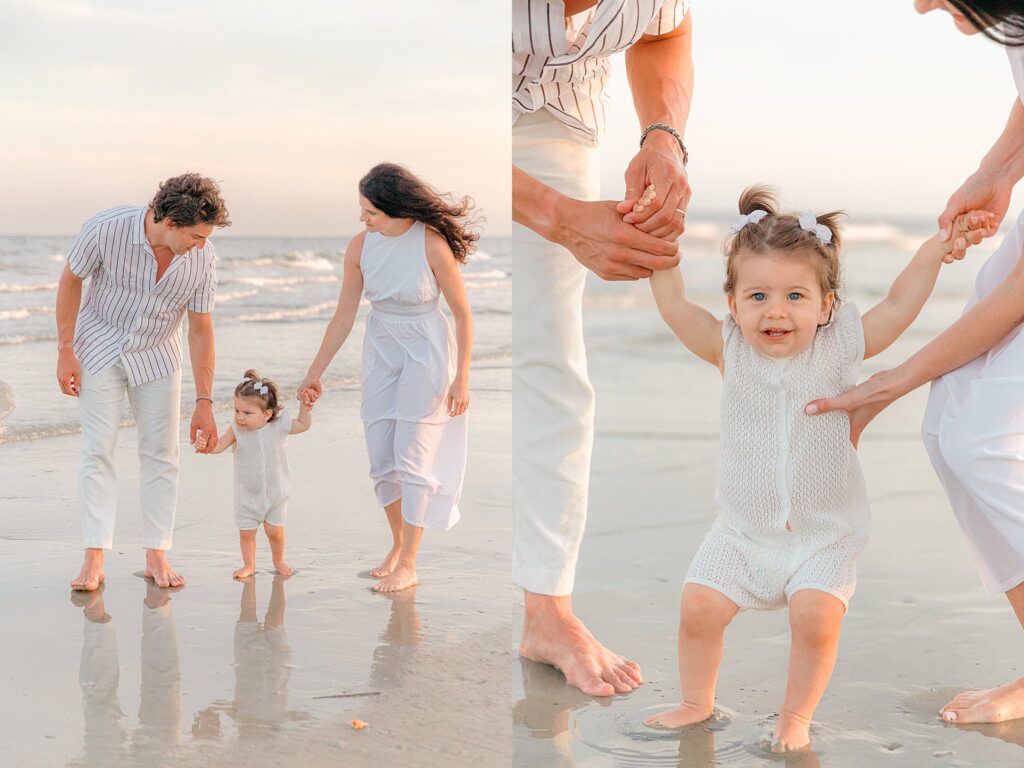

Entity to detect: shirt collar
[131,205,148,246]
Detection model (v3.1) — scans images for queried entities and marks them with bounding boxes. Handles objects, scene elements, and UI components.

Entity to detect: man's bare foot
[370,547,401,578]
[372,564,417,593]
[941,678,1024,724]
[520,593,642,697]
[144,548,185,588]
[233,564,256,580]
[70,549,105,591]
[763,712,812,753]
[644,703,713,729]
[273,560,294,577]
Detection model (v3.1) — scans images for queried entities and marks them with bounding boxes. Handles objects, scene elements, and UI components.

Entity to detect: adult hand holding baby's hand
[938,169,1013,260]
[296,376,322,408]
[940,210,999,264]
[617,133,690,241]
[194,429,209,454]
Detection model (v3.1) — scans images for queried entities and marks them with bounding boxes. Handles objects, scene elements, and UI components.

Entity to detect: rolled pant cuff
[82,539,113,550]
[142,538,174,551]
[513,560,577,597]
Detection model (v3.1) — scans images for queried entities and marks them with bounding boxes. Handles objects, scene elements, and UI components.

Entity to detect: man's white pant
[78,360,181,550]
[513,110,600,596]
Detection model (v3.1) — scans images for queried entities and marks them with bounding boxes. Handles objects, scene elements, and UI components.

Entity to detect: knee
[680,587,735,636]
[789,600,843,648]
[263,524,284,542]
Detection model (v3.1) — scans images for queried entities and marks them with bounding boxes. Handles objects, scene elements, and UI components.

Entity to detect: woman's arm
[426,229,472,417]
[297,235,365,401]
[860,212,995,359]
[649,265,724,369]
[289,402,312,435]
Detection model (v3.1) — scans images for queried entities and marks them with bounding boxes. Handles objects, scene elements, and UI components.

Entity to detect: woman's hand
[297,376,322,409]
[804,368,911,448]
[447,376,470,417]
[938,170,1014,260]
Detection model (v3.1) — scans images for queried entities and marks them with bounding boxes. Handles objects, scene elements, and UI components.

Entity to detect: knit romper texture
[232,410,292,530]
[685,303,871,610]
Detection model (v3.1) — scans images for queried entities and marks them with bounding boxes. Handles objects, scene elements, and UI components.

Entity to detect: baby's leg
[264,523,292,577]
[769,589,845,752]
[234,530,257,579]
[645,584,739,729]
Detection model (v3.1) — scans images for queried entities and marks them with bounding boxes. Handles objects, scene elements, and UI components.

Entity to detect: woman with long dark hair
[299,163,477,592]
[808,1,1024,725]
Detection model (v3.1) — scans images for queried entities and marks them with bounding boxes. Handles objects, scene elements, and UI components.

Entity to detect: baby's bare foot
[763,712,812,753]
[942,679,1024,724]
[273,560,294,577]
[372,564,417,593]
[520,609,642,697]
[644,703,713,729]
[233,564,256,580]
[369,547,401,578]
[144,549,185,588]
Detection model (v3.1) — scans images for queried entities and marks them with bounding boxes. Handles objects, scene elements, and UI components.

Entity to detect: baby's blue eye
[752,292,766,301]
[788,292,802,300]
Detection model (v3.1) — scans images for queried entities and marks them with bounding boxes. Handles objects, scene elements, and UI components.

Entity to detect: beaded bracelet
[640,123,688,166]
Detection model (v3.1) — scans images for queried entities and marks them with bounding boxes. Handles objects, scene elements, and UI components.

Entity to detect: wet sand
[0,365,512,767]
[514,281,1024,767]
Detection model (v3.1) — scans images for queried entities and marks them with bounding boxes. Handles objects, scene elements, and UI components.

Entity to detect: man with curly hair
[56,173,231,591]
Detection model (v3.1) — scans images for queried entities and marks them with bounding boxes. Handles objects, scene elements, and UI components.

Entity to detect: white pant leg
[394,416,467,531]
[127,368,181,550]
[365,418,402,507]
[78,362,130,549]
[512,110,601,596]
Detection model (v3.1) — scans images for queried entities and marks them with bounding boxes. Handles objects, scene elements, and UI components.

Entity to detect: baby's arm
[196,426,234,454]
[649,265,724,368]
[860,211,996,359]
[289,402,312,435]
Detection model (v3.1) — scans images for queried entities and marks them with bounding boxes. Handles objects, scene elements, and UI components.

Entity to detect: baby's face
[727,251,834,360]
[234,396,272,431]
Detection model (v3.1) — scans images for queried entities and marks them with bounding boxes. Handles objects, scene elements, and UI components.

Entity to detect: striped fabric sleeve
[187,247,217,313]
[66,217,102,279]
[643,0,689,36]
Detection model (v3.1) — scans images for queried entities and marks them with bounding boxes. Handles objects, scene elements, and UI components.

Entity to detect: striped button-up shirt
[68,205,217,386]
[512,0,690,143]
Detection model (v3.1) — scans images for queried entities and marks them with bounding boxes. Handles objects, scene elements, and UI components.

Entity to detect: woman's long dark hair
[359,163,480,264]
[949,1,1024,45]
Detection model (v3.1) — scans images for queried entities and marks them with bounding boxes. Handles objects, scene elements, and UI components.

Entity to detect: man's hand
[938,170,1013,260]
[57,348,81,396]
[553,198,680,281]
[617,131,690,240]
[190,401,218,453]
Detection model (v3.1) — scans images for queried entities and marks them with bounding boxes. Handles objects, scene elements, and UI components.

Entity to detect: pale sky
[0,0,511,236]
[601,0,1024,224]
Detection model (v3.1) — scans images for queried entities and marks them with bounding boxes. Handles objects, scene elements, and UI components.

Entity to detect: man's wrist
[640,123,688,165]
[195,396,213,407]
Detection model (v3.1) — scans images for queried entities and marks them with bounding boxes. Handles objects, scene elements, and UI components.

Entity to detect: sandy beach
[513,221,1024,767]
[0,363,512,767]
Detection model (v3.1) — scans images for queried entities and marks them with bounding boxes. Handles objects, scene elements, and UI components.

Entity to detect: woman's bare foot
[273,560,294,577]
[520,593,642,697]
[763,712,812,753]
[941,679,1024,724]
[372,564,417,593]
[370,547,401,578]
[644,703,713,729]
[233,564,256,580]
[70,549,105,591]
[144,549,185,588]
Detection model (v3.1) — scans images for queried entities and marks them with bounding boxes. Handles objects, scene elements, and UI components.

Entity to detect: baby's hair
[723,185,845,323]
[234,369,282,421]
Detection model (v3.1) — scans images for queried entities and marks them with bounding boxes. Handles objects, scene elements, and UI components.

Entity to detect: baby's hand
[941,210,997,264]
[194,430,209,453]
[299,388,317,409]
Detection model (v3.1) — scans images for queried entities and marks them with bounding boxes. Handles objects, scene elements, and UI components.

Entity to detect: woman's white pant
[922,210,1024,594]
[78,360,181,550]
[512,110,601,596]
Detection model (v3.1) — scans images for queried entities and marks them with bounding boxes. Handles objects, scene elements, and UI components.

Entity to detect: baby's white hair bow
[798,212,832,245]
[730,209,769,232]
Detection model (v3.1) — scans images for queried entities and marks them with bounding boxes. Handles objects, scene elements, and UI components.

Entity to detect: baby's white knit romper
[686,303,871,611]
[232,410,292,530]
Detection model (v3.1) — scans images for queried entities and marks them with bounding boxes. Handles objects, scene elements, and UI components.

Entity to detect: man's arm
[56,263,83,396]
[187,310,217,453]
[619,11,694,240]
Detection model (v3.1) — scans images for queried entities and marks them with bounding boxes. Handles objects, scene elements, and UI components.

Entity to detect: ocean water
[0,234,511,445]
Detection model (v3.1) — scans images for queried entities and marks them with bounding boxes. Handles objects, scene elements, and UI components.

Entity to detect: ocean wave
[237,301,338,321]
[229,275,339,288]
[216,289,261,303]
[0,282,58,293]
[464,269,507,281]
[0,333,56,346]
[282,249,336,271]
[0,306,54,320]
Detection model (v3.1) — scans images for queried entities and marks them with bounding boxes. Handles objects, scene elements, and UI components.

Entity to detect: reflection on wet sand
[368,587,423,689]
[71,582,184,767]
[192,575,303,741]
[513,659,823,768]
